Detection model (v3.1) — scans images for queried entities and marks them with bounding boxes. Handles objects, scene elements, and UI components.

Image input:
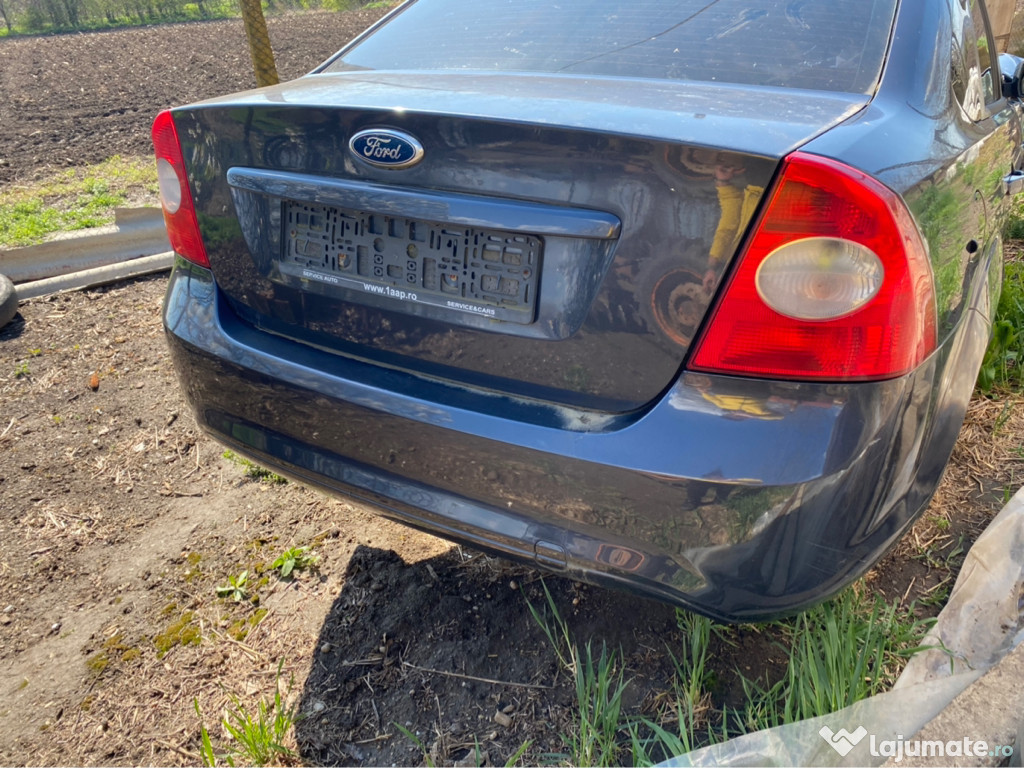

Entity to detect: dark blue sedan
[154,0,1023,621]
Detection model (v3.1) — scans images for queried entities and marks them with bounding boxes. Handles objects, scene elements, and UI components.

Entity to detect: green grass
[523,583,630,766]
[979,257,1024,392]
[565,641,630,767]
[735,590,934,732]
[1005,211,1024,241]
[1,0,236,36]
[521,580,933,767]
[636,591,934,765]
[979,208,1024,392]
[0,156,158,248]
[195,660,302,767]
[0,0,394,36]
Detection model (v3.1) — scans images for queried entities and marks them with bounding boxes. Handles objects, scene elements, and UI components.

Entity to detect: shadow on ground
[295,545,681,766]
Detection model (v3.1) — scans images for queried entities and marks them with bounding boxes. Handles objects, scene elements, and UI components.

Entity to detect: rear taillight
[151,110,209,268]
[689,152,936,381]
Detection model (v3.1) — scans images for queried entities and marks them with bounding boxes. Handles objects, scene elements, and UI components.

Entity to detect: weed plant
[195,661,301,767]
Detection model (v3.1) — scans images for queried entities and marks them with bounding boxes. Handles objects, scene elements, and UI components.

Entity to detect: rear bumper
[164,258,984,621]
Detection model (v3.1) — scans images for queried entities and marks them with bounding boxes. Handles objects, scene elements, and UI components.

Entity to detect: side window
[952,35,971,110]
[953,0,999,120]
[970,0,998,104]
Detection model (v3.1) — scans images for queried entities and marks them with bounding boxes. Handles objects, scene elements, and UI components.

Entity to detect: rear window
[325,0,897,94]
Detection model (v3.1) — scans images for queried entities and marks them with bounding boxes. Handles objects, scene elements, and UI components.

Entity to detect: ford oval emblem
[349,129,424,169]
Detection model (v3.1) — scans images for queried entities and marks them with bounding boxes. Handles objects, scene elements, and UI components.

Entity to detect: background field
[0,9,384,186]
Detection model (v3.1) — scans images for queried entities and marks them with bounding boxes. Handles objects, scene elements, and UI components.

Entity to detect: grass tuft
[567,640,630,767]
[195,660,301,767]
[737,589,934,732]
[525,581,630,765]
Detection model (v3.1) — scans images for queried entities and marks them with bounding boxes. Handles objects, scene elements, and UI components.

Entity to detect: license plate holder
[278,201,541,324]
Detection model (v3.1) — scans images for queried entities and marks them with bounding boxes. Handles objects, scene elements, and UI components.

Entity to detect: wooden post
[239,0,279,87]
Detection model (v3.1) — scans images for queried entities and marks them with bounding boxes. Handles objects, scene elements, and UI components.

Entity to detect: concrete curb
[13,252,175,300]
[0,208,168,284]
[0,207,175,308]
[0,273,16,329]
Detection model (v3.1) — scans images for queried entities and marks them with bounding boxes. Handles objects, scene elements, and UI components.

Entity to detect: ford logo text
[349,129,424,169]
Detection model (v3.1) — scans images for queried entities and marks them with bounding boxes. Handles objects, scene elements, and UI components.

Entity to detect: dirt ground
[2,273,1019,767]
[2,10,1024,768]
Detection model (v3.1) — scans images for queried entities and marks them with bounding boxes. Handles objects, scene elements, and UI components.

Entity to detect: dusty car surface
[155,0,1023,621]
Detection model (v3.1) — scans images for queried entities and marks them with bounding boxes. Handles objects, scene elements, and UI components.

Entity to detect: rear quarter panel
[805,0,1018,342]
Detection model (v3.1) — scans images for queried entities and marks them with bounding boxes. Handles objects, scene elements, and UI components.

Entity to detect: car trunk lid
[173,72,868,411]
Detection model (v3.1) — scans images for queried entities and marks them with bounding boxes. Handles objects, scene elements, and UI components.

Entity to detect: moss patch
[183,551,204,582]
[86,633,142,675]
[85,652,109,676]
[154,611,201,658]
[228,608,268,641]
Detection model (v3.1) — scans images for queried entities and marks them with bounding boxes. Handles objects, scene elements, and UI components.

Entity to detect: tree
[0,0,12,32]
[58,0,81,27]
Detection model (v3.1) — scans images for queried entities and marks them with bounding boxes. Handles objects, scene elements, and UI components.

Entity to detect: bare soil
[1,12,1023,767]
[0,9,388,186]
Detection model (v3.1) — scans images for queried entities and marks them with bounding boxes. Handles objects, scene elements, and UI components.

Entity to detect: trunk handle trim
[226,167,621,240]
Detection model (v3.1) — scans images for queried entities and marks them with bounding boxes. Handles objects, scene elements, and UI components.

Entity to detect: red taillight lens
[689,152,936,381]
[151,110,210,268]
